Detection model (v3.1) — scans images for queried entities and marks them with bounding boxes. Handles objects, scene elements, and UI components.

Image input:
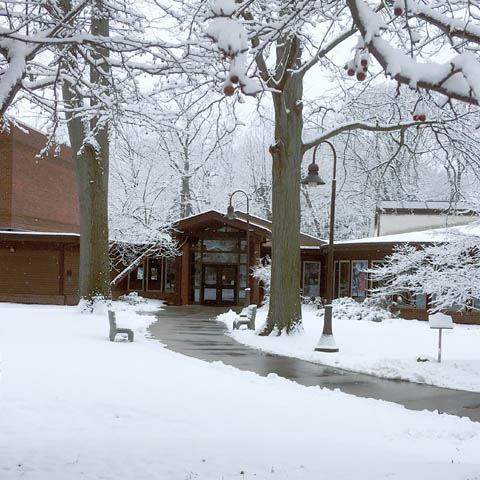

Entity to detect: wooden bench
[233,304,257,330]
[108,310,134,342]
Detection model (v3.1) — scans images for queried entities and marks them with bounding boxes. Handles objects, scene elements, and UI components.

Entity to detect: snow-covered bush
[369,224,480,313]
[118,292,148,306]
[301,296,325,308]
[251,256,271,304]
[317,297,397,323]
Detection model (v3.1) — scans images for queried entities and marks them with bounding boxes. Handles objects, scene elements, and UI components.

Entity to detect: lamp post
[301,141,339,353]
[225,190,251,306]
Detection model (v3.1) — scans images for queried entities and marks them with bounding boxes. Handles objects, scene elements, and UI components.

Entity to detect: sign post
[428,312,454,363]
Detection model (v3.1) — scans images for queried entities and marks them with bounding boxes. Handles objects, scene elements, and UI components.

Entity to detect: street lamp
[301,141,339,353]
[225,190,251,306]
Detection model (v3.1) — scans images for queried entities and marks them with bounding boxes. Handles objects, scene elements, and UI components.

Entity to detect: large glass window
[128,257,175,292]
[147,258,162,291]
[164,258,176,292]
[202,252,239,264]
[303,261,321,298]
[395,291,427,309]
[339,261,350,297]
[473,298,480,311]
[189,228,249,304]
[128,263,144,291]
[203,239,238,252]
[351,260,368,299]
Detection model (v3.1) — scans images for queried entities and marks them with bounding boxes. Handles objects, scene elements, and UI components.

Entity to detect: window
[128,263,145,291]
[351,260,368,299]
[334,261,339,299]
[339,261,350,297]
[369,260,385,294]
[473,298,480,311]
[164,258,176,292]
[147,258,163,291]
[128,257,176,292]
[303,261,321,298]
[394,291,427,309]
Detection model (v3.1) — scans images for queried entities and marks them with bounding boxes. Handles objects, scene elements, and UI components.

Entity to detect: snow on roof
[173,209,325,244]
[337,222,480,246]
[377,200,474,212]
[0,230,79,236]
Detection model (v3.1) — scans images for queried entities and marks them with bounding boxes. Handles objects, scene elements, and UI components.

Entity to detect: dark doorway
[202,264,237,305]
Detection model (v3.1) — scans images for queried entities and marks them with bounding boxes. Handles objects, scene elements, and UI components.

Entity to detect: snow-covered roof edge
[0,230,79,236]
[336,222,480,246]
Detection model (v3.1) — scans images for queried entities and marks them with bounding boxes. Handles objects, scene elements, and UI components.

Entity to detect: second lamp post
[225,190,251,306]
[301,140,339,353]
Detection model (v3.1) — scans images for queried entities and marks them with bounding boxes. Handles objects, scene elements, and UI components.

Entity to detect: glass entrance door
[202,264,237,305]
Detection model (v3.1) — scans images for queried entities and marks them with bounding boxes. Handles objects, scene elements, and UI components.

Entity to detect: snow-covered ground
[1,301,480,480]
[219,300,480,393]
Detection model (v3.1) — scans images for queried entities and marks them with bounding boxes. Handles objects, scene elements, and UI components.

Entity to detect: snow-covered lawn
[1,301,480,480]
[219,301,480,393]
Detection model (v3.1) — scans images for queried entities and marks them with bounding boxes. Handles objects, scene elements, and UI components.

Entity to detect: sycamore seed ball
[356,71,366,81]
[394,7,403,16]
[230,75,239,84]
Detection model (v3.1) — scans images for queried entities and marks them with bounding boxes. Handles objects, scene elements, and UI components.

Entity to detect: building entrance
[202,264,237,305]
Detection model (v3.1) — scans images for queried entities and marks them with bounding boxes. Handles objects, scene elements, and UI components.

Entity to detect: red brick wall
[0,244,61,295]
[0,238,80,305]
[2,126,80,233]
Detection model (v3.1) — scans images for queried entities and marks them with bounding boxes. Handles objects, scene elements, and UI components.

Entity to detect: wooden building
[111,210,326,307]
[1,124,479,324]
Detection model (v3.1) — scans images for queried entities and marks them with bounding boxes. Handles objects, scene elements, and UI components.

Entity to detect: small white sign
[428,312,454,329]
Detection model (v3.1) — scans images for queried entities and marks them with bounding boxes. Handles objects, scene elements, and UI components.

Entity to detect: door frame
[201,264,238,306]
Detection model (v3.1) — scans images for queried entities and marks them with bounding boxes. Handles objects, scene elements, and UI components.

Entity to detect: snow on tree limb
[347,0,480,106]
[303,119,439,153]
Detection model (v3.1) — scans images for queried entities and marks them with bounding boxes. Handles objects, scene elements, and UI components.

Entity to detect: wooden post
[180,242,190,305]
[438,329,442,363]
[250,240,261,305]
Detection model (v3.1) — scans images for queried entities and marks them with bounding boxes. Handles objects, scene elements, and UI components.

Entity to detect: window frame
[351,259,369,299]
[127,260,146,291]
[146,256,164,292]
[302,261,321,298]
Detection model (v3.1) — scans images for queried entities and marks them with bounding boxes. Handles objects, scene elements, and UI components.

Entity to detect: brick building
[0,125,80,305]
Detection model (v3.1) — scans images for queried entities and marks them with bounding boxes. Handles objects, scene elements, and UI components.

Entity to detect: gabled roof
[173,210,325,247]
[173,210,271,238]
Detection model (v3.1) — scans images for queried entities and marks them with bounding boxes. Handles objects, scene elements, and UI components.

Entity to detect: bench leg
[128,331,134,342]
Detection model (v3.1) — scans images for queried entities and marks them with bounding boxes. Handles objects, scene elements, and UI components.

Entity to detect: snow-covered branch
[303,119,438,153]
[347,0,480,106]
[370,223,480,312]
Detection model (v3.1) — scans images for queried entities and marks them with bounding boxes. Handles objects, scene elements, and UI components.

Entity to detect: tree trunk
[262,44,304,334]
[61,0,111,302]
[181,154,193,218]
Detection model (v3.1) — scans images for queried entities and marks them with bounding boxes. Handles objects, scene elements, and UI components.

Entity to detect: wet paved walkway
[149,306,480,422]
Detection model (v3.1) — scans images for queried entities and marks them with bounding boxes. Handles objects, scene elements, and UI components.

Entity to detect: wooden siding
[0,246,60,295]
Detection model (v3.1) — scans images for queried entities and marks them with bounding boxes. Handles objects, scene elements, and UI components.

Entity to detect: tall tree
[0,1,199,302]
[60,0,111,301]
[205,0,433,334]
